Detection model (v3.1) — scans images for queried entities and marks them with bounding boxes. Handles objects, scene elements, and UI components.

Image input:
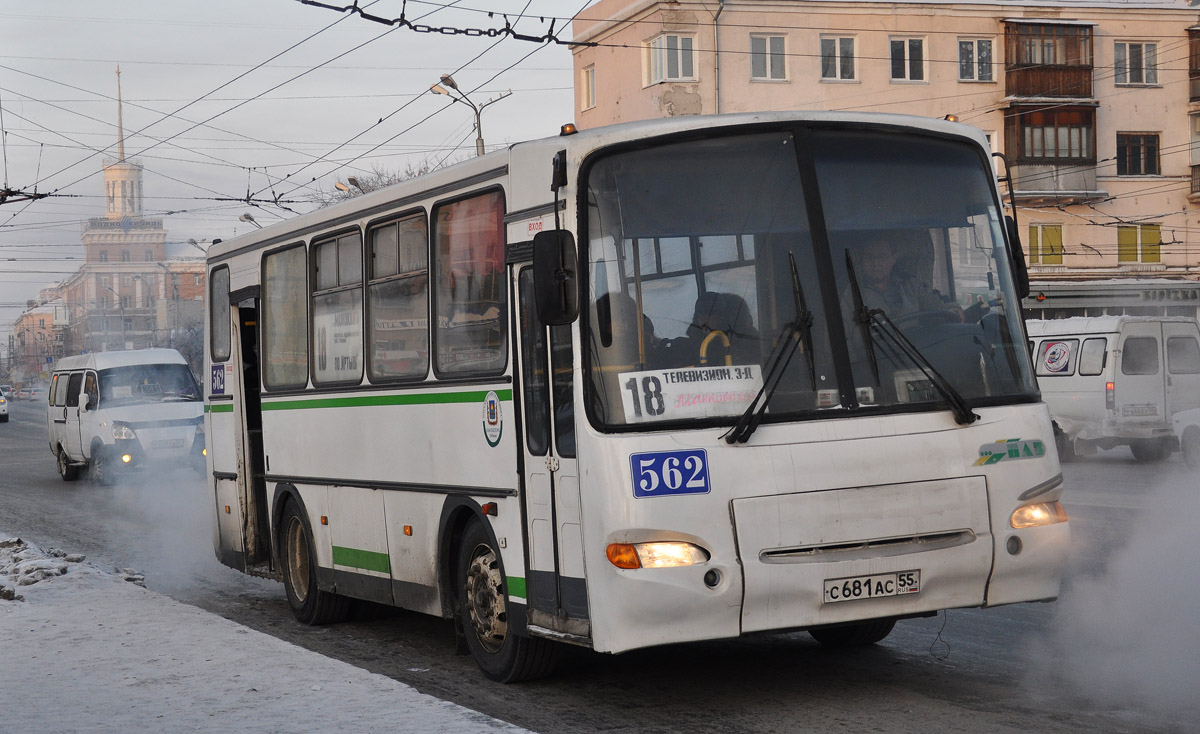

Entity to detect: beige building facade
[7,69,207,381]
[572,0,1200,317]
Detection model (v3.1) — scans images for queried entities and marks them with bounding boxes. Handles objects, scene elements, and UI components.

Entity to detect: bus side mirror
[533,229,579,325]
[1006,215,1030,300]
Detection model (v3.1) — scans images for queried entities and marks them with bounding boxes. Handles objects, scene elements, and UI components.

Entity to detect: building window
[1007,107,1095,162]
[958,39,993,81]
[1118,224,1161,263]
[750,35,786,80]
[1117,133,1159,175]
[582,65,596,109]
[1009,24,1092,67]
[121,296,131,309]
[890,38,925,81]
[194,274,202,286]
[820,36,855,80]
[121,250,130,262]
[1115,42,1157,85]
[647,34,695,84]
[123,276,132,286]
[99,251,108,263]
[1028,224,1064,265]
[144,249,153,261]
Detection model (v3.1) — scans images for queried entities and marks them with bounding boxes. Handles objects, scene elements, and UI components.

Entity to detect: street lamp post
[430,74,512,157]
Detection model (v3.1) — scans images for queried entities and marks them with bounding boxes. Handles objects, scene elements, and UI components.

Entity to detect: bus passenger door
[231,301,270,566]
[514,267,589,637]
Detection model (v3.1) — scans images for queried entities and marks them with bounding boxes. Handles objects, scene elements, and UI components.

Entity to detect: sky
[0,532,531,733]
[0,0,591,344]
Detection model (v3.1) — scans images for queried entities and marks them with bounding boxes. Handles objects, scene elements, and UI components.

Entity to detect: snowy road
[2,398,1197,733]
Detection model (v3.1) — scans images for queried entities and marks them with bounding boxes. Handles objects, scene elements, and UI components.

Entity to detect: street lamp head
[430,83,450,96]
[239,213,262,229]
[440,73,458,90]
[334,181,350,192]
[347,176,365,193]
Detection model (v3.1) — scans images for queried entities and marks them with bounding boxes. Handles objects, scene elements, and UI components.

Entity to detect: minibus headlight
[606,542,709,569]
[1010,501,1068,529]
[112,424,137,440]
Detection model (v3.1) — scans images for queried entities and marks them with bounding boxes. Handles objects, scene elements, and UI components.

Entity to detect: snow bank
[0,535,528,733]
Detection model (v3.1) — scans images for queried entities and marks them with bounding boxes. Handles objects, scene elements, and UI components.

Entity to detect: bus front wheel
[809,618,896,647]
[280,501,350,625]
[457,519,557,682]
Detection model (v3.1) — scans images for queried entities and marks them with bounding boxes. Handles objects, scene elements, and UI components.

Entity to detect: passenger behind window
[659,292,760,368]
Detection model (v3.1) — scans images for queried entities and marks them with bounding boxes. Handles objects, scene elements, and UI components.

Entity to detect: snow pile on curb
[0,533,528,733]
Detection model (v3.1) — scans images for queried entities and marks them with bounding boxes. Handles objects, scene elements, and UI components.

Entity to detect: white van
[47,349,205,483]
[1026,316,1200,461]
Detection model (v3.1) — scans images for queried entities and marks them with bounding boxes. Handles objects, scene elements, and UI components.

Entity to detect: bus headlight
[112,424,137,440]
[606,542,709,569]
[1010,501,1068,529]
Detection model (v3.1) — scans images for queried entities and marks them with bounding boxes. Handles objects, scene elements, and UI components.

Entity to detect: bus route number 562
[630,449,710,498]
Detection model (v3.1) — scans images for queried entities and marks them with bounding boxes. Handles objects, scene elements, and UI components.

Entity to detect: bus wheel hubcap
[286,519,309,604]
[465,544,506,653]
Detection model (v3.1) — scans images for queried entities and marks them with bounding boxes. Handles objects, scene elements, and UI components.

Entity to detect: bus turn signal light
[606,542,709,569]
[1010,501,1068,529]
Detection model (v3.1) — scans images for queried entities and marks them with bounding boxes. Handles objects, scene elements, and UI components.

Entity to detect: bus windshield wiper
[724,252,815,444]
[844,252,978,426]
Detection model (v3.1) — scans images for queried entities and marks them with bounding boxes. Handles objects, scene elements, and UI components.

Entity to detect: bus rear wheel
[809,618,897,647]
[280,501,350,625]
[457,519,557,682]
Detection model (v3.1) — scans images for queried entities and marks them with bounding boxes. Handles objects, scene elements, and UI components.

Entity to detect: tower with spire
[82,66,165,264]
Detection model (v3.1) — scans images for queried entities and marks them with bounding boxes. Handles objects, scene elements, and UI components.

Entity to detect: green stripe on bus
[507,576,526,599]
[331,546,392,574]
[260,389,512,412]
[205,403,234,413]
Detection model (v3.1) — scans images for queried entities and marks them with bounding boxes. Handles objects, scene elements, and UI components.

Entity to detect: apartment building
[572,0,1200,318]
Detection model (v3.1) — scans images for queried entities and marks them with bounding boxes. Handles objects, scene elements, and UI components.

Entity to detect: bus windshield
[583,127,1037,429]
[97,363,202,408]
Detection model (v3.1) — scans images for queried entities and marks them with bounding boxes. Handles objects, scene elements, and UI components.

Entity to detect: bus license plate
[824,570,920,604]
[152,438,185,449]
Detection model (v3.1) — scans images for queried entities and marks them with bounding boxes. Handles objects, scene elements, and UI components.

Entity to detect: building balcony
[1009,161,1106,205]
[1005,66,1092,98]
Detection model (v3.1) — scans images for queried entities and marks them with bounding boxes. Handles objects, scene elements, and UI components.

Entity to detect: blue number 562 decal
[630,449,710,498]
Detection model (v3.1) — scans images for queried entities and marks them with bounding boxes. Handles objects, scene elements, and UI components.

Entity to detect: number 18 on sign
[630,449,710,498]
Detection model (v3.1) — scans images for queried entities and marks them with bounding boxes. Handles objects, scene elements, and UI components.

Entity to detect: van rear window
[1122,337,1159,375]
[1035,339,1078,376]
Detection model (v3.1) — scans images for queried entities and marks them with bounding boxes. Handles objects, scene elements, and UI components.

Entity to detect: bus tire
[280,501,350,626]
[1182,429,1200,470]
[457,519,558,682]
[808,618,896,647]
[1130,438,1169,463]
[57,446,79,482]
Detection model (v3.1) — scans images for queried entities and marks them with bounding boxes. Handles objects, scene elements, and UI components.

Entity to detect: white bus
[205,112,1070,682]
